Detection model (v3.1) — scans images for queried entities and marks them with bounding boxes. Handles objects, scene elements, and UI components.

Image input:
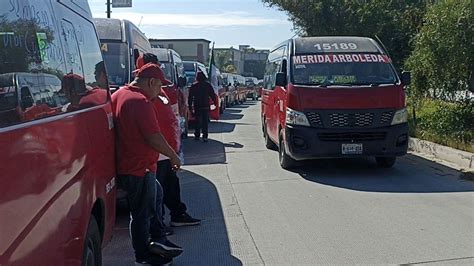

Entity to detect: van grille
[318,132,386,142]
[304,109,397,128]
[329,113,374,128]
[306,112,322,126]
[380,111,394,125]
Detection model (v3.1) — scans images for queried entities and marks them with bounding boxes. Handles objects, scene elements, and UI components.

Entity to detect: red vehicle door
[0,1,116,265]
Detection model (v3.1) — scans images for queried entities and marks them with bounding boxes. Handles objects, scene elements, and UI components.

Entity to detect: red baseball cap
[133,63,172,85]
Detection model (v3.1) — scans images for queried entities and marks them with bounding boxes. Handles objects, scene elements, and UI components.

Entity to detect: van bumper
[284,124,408,161]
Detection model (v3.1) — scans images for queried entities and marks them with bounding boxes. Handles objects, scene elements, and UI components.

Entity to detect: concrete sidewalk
[409,138,474,171]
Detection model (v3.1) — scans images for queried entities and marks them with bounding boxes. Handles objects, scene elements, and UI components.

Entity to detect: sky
[88,0,296,50]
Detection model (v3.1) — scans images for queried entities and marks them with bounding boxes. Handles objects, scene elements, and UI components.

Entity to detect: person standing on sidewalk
[188,70,217,142]
[154,93,201,227]
[112,63,183,265]
[137,54,201,228]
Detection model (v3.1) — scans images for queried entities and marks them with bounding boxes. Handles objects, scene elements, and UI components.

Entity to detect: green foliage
[408,99,473,152]
[215,49,233,71]
[264,0,474,151]
[406,0,474,101]
[224,64,237,74]
[261,0,428,69]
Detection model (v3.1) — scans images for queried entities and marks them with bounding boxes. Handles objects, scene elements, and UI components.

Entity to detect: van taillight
[287,84,300,110]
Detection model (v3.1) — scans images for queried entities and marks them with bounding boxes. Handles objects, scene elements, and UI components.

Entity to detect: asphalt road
[104,100,474,265]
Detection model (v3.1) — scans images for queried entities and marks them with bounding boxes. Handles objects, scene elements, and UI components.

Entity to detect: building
[149,39,211,64]
[215,46,269,79]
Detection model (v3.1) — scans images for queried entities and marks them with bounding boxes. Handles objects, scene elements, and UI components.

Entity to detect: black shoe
[202,138,208,142]
[194,136,200,141]
[149,239,183,258]
[135,255,172,266]
[170,213,201,227]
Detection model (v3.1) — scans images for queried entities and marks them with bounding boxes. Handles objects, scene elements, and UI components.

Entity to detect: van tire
[376,157,396,168]
[279,131,296,170]
[264,123,277,150]
[82,216,102,266]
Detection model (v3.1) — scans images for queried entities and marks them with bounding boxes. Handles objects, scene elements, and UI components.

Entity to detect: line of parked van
[93,18,260,138]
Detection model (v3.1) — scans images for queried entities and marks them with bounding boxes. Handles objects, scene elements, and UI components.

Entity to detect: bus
[94,18,153,91]
[262,37,411,169]
[1,0,116,265]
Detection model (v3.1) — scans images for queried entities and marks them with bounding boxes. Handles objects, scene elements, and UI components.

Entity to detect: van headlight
[286,108,310,126]
[391,108,408,125]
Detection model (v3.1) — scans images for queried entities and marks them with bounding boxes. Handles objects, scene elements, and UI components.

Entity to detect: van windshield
[292,53,397,86]
[160,63,175,84]
[183,62,196,72]
[101,42,129,86]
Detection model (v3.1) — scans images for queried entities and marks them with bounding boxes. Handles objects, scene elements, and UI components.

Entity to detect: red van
[0,0,116,265]
[262,37,411,169]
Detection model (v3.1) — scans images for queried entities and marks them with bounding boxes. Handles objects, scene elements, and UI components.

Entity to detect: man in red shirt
[137,54,201,228]
[112,63,183,265]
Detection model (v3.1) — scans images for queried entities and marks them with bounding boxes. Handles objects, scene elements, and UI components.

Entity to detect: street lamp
[106,0,111,18]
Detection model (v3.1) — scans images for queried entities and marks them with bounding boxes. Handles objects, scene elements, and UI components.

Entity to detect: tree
[406,0,473,101]
[224,64,237,74]
[215,49,233,71]
[261,0,428,69]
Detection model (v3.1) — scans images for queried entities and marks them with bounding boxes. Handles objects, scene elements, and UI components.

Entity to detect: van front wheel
[279,131,296,169]
[264,123,277,150]
[82,216,102,266]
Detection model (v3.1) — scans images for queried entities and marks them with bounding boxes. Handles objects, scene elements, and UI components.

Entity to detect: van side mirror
[178,77,186,88]
[275,72,287,87]
[401,71,411,86]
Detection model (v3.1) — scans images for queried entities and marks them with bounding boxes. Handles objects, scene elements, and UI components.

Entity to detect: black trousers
[156,160,187,219]
[194,110,209,139]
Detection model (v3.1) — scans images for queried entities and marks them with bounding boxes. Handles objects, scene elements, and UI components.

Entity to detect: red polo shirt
[112,85,161,176]
[153,94,180,153]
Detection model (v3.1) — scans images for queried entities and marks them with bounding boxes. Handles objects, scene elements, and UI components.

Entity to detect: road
[104,100,474,265]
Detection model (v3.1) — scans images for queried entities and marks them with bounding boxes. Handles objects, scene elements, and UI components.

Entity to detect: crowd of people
[111,53,217,265]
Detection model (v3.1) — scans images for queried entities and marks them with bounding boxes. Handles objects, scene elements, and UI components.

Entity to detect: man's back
[189,81,215,110]
[112,86,161,176]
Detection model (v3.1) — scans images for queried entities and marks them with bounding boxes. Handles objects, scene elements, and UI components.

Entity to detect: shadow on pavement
[183,138,226,165]
[226,100,258,109]
[207,121,253,134]
[103,170,243,266]
[224,142,244,149]
[218,113,244,121]
[290,154,474,193]
[166,169,243,266]
[207,121,236,133]
[224,109,243,114]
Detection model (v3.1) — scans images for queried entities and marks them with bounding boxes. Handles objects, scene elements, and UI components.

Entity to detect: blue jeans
[118,171,165,260]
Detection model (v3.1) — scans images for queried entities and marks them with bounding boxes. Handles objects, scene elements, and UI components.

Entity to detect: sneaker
[170,213,201,227]
[135,255,172,266]
[149,239,183,258]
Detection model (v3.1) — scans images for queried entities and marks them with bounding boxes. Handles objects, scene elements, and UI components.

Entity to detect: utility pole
[106,0,111,18]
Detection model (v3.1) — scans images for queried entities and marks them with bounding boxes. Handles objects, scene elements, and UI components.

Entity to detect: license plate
[342,143,363,155]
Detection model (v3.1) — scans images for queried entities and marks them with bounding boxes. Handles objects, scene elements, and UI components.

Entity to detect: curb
[409,137,474,170]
